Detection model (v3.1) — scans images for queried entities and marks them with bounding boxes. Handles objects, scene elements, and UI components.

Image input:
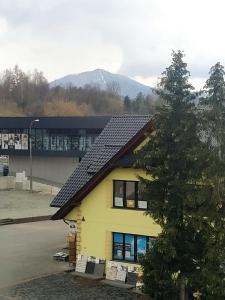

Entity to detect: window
[113,232,154,262]
[35,129,43,150]
[114,181,124,207]
[64,136,71,151]
[43,130,50,150]
[57,135,64,151]
[50,135,57,150]
[71,136,79,150]
[113,180,147,210]
[137,182,148,209]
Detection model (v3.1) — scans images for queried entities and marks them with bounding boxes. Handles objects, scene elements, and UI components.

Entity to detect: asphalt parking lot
[0,220,68,289]
[0,190,57,219]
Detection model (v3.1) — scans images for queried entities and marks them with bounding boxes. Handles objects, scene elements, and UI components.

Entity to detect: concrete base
[0,176,60,195]
[72,271,104,281]
[101,279,134,289]
[0,176,15,189]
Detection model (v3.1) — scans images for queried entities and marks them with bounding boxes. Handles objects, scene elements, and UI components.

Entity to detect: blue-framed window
[113,180,147,210]
[112,232,154,262]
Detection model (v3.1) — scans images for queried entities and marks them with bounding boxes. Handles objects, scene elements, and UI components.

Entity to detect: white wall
[9,155,79,184]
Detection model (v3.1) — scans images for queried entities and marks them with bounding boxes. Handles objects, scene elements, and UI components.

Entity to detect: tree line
[0,65,158,116]
[138,51,225,299]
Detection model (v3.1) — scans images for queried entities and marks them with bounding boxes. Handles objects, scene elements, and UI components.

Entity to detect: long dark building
[0,116,110,184]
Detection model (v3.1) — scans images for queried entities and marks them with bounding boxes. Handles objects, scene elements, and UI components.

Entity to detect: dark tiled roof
[50,115,151,208]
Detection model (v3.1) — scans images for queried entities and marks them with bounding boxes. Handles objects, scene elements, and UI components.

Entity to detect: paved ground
[0,220,69,288]
[0,190,57,219]
[0,273,147,300]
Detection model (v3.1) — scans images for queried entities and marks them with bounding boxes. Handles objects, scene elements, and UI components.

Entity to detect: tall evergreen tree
[137,51,225,299]
[124,95,131,113]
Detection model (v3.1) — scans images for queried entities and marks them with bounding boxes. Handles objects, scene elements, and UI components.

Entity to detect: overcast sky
[0,0,225,89]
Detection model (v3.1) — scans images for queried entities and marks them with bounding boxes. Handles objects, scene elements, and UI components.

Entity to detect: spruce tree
[137,52,225,299]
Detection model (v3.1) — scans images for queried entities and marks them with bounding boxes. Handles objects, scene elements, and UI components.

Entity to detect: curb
[0,215,52,226]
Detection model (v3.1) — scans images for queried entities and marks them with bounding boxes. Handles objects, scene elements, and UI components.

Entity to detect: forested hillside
[0,66,159,116]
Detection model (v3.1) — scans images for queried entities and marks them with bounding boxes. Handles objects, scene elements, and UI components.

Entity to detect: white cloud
[0,0,224,86]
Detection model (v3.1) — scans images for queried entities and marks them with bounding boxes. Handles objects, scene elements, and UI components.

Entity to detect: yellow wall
[66,167,161,261]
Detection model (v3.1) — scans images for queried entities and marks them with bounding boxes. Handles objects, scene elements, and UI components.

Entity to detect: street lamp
[29,119,39,192]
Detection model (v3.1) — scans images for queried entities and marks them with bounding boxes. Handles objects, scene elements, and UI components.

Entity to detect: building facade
[51,116,160,270]
[0,116,110,184]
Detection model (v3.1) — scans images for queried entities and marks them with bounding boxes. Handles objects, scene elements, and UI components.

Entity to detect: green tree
[137,51,225,299]
[124,95,131,112]
[196,63,225,299]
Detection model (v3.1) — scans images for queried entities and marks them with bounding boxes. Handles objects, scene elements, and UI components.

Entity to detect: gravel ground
[0,190,57,219]
[0,273,147,300]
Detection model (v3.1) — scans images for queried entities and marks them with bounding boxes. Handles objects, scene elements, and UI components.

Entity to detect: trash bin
[3,165,9,176]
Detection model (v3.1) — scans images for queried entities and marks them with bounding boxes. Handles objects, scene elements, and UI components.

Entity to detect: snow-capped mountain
[50,69,152,98]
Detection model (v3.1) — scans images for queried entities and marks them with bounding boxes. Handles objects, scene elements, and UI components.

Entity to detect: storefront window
[43,130,50,150]
[64,136,71,151]
[14,133,22,150]
[0,128,100,153]
[71,136,79,150]
[79,136,85,151]
[50,135,57,151]
[8,133,15,150]
[85,136,93,150]
[57,135,64,151]
[30,129,35,149]
[35,129,43,150]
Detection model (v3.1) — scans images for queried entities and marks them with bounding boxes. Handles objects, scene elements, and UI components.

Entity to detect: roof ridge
[111,115,151,118]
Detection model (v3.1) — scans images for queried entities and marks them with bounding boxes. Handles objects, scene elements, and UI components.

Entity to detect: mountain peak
[50,69,152,98]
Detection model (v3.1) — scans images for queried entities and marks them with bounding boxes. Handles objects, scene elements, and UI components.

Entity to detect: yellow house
[51,116,160,266]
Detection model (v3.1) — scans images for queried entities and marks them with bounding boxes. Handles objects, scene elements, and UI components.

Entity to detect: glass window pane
[2,133,8,149]
[64,136,71,151]
[71,136,79,150]
[21,134,28,150]
[126,182,135,208]
[8,133,15,149]
[125,234,135,261]
[114,181,124,207]
[113,233,123,260]
[85,136,93,150]
[14,133,22,150]
[57,135,64,151]
[137,236,147,258]
[35,129,42,150]
[138,182,147,209]
[43,130,50,150]
[30,129,35,149]
[138,201,147,209]
[79,136,85,151]
[51,135,57,150]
